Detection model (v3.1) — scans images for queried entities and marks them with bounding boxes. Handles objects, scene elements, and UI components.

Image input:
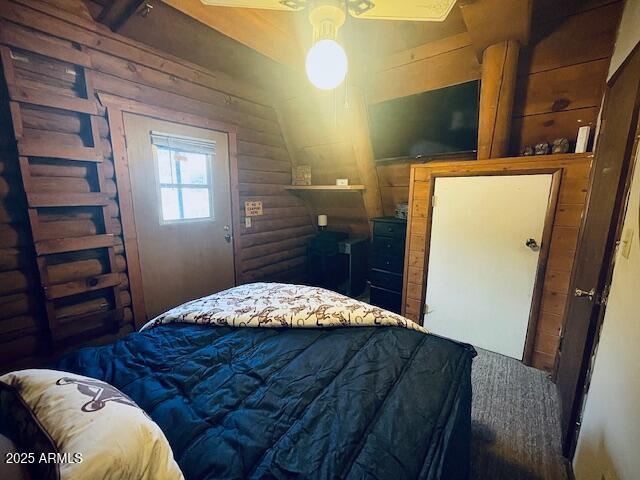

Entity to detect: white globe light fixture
[306,1,348,90]
[305,39,348,90]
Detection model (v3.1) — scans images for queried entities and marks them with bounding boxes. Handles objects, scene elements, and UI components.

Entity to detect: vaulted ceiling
[85,0,607,97]
[84,0,468,94]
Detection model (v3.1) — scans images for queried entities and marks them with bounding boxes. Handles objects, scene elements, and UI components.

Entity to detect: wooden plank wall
[403,153,592,371]
[374,1,622,216]
[511,0,622,153]
[0,0,311,369]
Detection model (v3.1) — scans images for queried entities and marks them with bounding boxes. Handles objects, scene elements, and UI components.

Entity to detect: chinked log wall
[0,0,312,369]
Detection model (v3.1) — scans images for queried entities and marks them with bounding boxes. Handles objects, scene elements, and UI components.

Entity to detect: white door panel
[424,174,552,359]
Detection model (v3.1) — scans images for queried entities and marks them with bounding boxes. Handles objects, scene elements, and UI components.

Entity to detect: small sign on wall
[244,201,263,217]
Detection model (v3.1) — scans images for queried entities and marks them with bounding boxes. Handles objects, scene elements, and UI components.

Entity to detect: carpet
[471,348,569,479]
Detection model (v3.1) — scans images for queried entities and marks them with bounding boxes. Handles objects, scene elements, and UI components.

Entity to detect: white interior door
[123,113,235,319]
[424,174,552,359]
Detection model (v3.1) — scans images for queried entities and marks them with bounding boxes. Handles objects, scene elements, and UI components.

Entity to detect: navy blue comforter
[54,324,475,480]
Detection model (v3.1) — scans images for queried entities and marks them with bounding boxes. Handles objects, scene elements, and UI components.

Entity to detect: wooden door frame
[401,153,593,370]
[556,44,640,457]
[422,168,561,365]
[562,115,639,459]
[99,92,241,330]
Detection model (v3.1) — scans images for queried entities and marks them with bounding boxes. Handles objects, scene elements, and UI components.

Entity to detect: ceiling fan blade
[199,0,302,10]
[352,0,457,22]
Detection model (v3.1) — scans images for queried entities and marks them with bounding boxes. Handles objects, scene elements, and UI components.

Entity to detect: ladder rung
[0,22,92,68]
[0,325,40,344]
[0,314,38,337]
[28,192,110,208]
[52,309,121,343]
[7,83,98,115]
[45,273,120,300]
[35,234,116,255]
[19,139,102,162]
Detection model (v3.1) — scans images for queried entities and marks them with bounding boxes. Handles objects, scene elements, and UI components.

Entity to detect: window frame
[151,142,216,225]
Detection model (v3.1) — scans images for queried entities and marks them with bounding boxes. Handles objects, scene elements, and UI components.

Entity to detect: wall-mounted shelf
[284,185,366,191]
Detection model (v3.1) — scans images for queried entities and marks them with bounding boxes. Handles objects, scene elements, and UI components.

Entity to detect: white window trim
[150,132,216,225]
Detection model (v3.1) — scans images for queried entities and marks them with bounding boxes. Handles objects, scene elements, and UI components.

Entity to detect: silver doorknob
[574,288,595,301]
[525,238,539,251]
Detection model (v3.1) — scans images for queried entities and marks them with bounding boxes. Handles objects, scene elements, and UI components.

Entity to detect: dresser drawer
[373,220,406,239]
[371,237,405,258]
[370,252,404,273]
[369,268,403,292]
[370,286,402,314]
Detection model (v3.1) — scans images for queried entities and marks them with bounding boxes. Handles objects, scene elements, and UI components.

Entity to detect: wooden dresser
[369,217,407,314]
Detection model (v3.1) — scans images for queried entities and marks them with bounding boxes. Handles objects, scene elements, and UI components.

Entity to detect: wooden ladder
[0,44,122,345]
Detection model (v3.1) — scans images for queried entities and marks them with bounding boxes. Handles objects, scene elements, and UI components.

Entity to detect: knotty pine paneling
[511,1,623,153]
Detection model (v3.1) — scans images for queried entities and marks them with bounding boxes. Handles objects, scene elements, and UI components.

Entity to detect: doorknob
[525,238,540,251]
[574,288,595,301]
[224,225,232,243]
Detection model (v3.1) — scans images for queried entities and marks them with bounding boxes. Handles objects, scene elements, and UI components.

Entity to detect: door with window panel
[123,114,235,319]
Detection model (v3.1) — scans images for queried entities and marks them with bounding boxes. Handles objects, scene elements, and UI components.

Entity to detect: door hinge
[432,195,437,207]
[123,134,128,149]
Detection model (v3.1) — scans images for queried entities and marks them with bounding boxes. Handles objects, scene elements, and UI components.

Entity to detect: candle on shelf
[318,214,328,231]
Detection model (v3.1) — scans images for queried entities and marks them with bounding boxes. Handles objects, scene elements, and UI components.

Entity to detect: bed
[52,283,476,479]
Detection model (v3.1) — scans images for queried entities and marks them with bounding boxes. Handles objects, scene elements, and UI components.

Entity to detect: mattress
[53,284,476,479]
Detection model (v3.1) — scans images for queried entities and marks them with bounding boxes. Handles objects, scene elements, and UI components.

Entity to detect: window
[151,132,215,223]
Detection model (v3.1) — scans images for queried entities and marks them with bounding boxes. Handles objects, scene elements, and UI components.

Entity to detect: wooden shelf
[284,185,366,191]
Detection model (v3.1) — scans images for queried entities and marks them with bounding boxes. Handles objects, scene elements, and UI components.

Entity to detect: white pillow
[0,369,183,480]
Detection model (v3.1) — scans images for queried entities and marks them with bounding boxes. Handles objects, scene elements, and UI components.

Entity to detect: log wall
[0,0,311,369]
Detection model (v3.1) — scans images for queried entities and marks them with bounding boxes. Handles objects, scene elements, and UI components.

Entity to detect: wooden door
[424,174,553,359]
[123,113,235,318]
[556,46,640,456]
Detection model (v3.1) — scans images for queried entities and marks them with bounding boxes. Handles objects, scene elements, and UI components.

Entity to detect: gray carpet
[471,349,568,480]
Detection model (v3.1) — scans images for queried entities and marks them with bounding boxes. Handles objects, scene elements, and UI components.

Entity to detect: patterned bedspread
[142,282,428,334]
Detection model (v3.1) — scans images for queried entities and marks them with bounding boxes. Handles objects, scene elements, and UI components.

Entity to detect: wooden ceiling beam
[459,0,532,159]
[161,0,303,70]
